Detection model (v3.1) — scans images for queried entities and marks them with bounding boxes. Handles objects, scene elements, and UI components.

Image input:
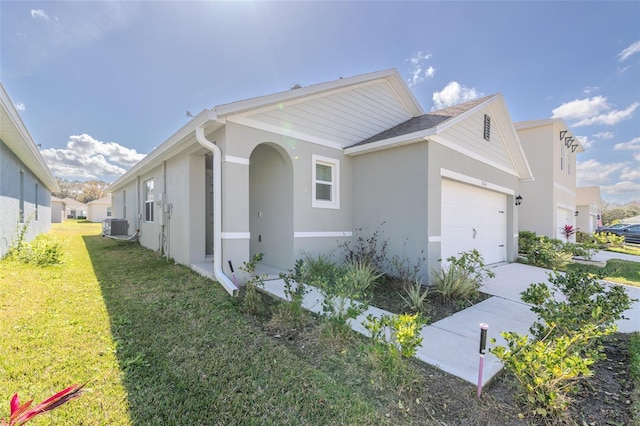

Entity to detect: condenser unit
[102,218,128,236]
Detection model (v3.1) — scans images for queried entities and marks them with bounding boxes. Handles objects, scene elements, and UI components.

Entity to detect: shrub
[338,224,388,272]
[491,324,610,419]
[363,312,426,358]
[387,240,425,289]
[593,232,625,248]
[9,234,63,266]
[275,261,310,329]
[240,253,266,315]
[521,271,635,349]
[560,224,578,242]
[319,260,381,330]
[432,250,494,303]
[519,233,572,269]
[518,231,538,255]
[295,252,339,285]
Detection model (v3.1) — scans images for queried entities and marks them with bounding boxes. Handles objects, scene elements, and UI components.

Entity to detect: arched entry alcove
[249,143,294,270]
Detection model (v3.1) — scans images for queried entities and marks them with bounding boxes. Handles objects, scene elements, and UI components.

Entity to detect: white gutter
[195,126,239,297]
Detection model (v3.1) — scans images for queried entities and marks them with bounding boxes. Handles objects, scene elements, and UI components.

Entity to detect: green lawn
[566,258,640,287]
[1,221,422,425]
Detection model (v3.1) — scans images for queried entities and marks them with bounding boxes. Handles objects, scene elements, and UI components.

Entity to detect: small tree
[560,224,578,242]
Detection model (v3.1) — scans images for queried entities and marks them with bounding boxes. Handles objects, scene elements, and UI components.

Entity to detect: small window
[123,190,127,218]
[560,140,565,171]
[312,155,340,209]
[107,207,112,217]
[144,180,154,222]
[483,114,491,141]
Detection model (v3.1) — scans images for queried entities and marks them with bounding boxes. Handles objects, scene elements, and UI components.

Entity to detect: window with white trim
[19,171,24,223]
[312,155,340,209]
[122,190,127,218]
[560,140,565,171]
[144,180,154,222]
[35,183,39,220]
[107,206,112,217]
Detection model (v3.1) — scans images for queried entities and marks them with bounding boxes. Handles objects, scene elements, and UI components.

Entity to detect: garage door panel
[442,180,506,265]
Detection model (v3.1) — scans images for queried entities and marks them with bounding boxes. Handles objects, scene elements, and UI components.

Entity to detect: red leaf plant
[1,383,85,426]
[560,224,578,242]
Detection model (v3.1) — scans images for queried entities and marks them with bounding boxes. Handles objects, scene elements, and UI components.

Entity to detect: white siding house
[515,119,584,240]
[0,83,60,258]
[87,194,112,223]
[108,69,533,296]
[51,196,66,223]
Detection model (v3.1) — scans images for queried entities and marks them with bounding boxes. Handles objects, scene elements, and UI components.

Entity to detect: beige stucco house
[515,119,584,240]
[87,194,112,223]
[0,82,59,258]
[576,186,603,233]
[62,197,87,219]
[108,69,533,295]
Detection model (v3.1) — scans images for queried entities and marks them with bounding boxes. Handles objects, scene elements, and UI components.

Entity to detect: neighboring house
[576,186,603,234]
[515,119,584,240]
[51,196,66,223]
[108,69,532,296]
[87,194,112,223]
[0,82,60,258]
[62,198,87,219]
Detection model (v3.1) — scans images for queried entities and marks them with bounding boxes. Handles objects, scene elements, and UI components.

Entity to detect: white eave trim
[345,128,436,156]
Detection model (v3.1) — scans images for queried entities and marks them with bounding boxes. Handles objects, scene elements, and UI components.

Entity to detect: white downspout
[195,126,238,296]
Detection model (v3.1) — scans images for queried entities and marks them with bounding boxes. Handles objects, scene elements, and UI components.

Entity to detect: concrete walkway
[261,259,640,386]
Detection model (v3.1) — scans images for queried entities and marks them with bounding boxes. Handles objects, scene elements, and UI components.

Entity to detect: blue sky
[1,1,639,204]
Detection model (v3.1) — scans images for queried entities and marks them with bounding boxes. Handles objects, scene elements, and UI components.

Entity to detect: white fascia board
[515,118,584,155]
[109,109,220,192]
[344,129,435,156]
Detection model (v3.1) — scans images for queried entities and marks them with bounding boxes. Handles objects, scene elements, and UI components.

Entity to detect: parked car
[602,224,640,244]
[595,223,629,233]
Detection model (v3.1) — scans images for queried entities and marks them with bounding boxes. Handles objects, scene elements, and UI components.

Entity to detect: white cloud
[552,96,638,127]
[593,131,613,140]
[40,134,145,181]
[601,181,640,203]
[576,159,627,186]
[583,86,598,95]
[30,9,50,21]
[572,102,639,127]
[14,102,26,111]
[614,136,640,150]
[620,166,640,182]
[618,40,640,62]
[551,96,610,120]
[406,51,435,86]
[432,82,483,110]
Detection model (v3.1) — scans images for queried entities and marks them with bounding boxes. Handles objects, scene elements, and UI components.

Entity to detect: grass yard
[566,258,640,287]
[2,221,638,425]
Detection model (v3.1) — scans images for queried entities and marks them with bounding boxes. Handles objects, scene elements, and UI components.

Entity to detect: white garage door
[441,179,507,265]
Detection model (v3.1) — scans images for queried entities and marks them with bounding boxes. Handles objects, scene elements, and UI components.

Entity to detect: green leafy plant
[363,313,426,358]
[399,280,430,315]
[319,260,381,330]
[593,232,625,248]
[432,250,494,303]
[521,271,635,352]
[275,261,310,329]
[240,253,266,315]
[2,384,85,426]
[490,324,608,419]
[10,235,63,266]
[518,232,572,269]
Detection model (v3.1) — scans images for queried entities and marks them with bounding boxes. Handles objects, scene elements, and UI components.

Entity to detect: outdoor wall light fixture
[575,211,579,216]
[515,195,523,206]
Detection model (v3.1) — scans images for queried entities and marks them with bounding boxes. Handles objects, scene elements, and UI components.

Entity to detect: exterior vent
[483,114,491,141]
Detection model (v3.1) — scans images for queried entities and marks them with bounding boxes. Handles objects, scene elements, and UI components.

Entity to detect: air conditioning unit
[103,218,128,236]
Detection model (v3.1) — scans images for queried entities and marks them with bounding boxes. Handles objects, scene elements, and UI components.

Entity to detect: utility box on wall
[102,218,128,236]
